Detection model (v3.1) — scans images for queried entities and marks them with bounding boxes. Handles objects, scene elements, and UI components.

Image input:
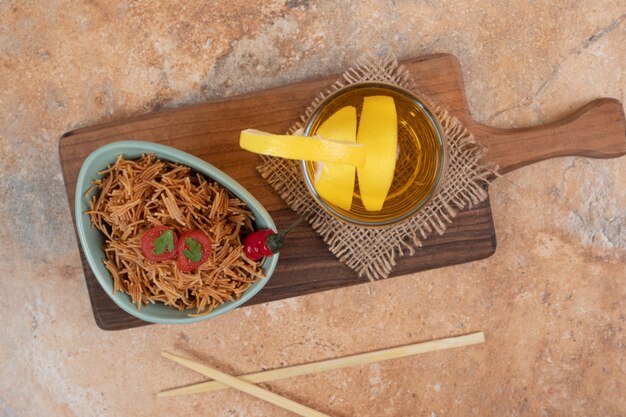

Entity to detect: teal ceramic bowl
[75,140,278,325]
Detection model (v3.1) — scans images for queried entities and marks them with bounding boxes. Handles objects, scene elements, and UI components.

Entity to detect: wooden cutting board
[59,54,626,330]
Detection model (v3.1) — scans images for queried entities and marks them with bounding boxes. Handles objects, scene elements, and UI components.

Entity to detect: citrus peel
[239,129,366,168]
[239,94,399,213]
[356,96,398,211]
[312,106,357,211]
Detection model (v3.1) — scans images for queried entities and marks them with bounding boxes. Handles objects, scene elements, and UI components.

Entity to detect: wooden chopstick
[162,352,331,417]
[159,331,484,398]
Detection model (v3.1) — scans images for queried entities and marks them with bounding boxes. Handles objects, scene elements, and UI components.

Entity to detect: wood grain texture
[58,53,625,330]
[474,98,626,173]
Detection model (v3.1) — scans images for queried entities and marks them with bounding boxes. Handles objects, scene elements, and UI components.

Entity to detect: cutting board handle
[472,98,626,174]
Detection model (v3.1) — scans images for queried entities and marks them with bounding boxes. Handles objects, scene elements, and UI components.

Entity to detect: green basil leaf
[153,230,174,255]
[183,237,203,262]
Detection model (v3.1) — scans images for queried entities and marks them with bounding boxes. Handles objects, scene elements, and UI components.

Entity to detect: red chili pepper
[243,216,304,261]
[141,226,178,262]
[176,230,212,273]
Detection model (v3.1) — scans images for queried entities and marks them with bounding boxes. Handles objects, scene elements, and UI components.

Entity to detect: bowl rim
[75,140,278,324]
[300,81,448,228]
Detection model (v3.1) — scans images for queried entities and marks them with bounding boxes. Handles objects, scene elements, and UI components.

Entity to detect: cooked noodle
[86,154,264,316]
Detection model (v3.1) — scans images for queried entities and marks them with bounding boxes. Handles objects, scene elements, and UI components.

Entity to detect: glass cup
[301,82,447,227]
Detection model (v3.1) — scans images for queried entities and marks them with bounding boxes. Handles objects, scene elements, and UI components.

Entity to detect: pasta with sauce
[85,154,264,316]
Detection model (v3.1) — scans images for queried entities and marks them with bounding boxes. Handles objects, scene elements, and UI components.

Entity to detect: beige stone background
[1,1,625,416]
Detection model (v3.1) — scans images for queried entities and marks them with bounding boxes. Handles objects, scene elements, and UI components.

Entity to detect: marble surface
[1,1,625,416]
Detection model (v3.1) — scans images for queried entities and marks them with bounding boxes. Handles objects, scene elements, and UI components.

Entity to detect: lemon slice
[240,129,366,168]
[356,96,398,211]
[313,106,358,211]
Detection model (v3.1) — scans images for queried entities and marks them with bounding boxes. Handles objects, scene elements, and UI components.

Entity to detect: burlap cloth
[258,52,496,280]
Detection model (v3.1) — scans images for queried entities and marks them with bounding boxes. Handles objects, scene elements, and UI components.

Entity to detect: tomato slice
[140,226,178,262]
[176,230,212,273]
